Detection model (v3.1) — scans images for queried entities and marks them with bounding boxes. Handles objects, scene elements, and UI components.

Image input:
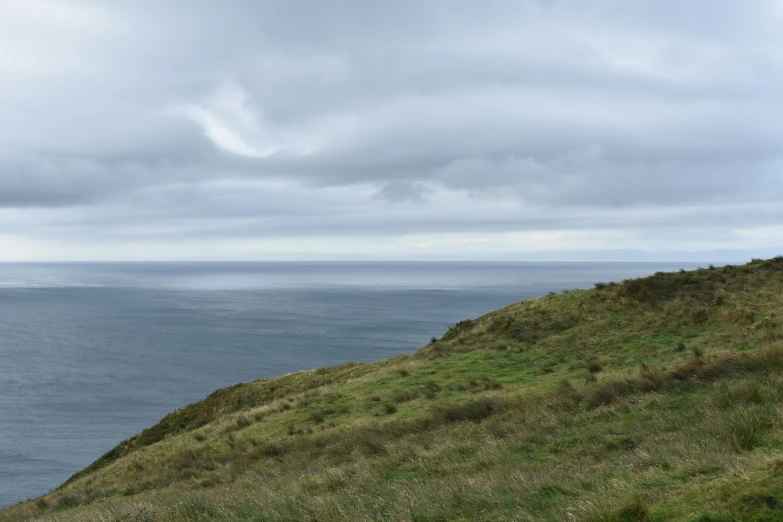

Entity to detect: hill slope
[3,259,783,522]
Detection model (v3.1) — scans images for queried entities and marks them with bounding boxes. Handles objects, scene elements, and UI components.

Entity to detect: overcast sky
[1,0,782,261]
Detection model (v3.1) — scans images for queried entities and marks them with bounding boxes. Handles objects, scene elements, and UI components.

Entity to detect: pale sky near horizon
[1,0,782,261]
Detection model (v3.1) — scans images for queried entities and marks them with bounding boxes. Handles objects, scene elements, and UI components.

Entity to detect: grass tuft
[436,398,500,423]
[724,407,772,452]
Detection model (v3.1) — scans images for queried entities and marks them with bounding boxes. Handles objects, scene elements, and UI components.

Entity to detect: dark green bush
[692,309,709,324]
[442,319,476,341]
[420,380,441,399]
[583,379,635,409]
[437,398,500,423]
[586,359,602,373]
[308,411,326,424]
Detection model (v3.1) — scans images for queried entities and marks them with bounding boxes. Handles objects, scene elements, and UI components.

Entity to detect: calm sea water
[0,261,711,507]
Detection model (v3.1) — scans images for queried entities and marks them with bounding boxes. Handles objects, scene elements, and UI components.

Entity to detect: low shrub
[637,363,667,392]
[391,390,417,403]
[583,379,635,409]
[613,498,650,522]
[234,416,252,430]
[55,494,82,510]
[488,314,579,345]
[419,380,441,399]
[586,359,603,374]
[436,398,500,423]
[442,319,476,341]
[468,376,503,391]
[309,411,326,424]
[692,309,709,324]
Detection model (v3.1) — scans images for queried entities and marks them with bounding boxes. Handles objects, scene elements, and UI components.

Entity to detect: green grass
[3,258,783,521]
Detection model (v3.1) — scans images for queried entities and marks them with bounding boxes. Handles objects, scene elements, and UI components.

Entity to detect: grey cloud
[431,148,783,208]
[0,0,781,258]
[25,179,783,240]
[373,182,429,203]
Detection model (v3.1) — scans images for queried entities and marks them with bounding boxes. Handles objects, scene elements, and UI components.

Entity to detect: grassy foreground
[3,259,783,522]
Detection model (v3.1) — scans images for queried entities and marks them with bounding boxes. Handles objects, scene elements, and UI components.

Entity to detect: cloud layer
[1,0,782,260]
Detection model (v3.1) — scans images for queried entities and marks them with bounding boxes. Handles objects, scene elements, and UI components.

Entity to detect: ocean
[0,261,710,507]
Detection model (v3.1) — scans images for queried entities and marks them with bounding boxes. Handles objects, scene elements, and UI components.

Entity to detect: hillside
[3,259,783,522]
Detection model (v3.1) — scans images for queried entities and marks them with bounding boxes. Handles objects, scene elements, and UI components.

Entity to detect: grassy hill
[3,259,783,522]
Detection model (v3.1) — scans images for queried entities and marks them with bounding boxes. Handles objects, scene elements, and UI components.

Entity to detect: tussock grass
[3,257,783,522]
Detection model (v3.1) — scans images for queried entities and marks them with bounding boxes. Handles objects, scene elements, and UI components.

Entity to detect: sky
[1,0,782,261]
